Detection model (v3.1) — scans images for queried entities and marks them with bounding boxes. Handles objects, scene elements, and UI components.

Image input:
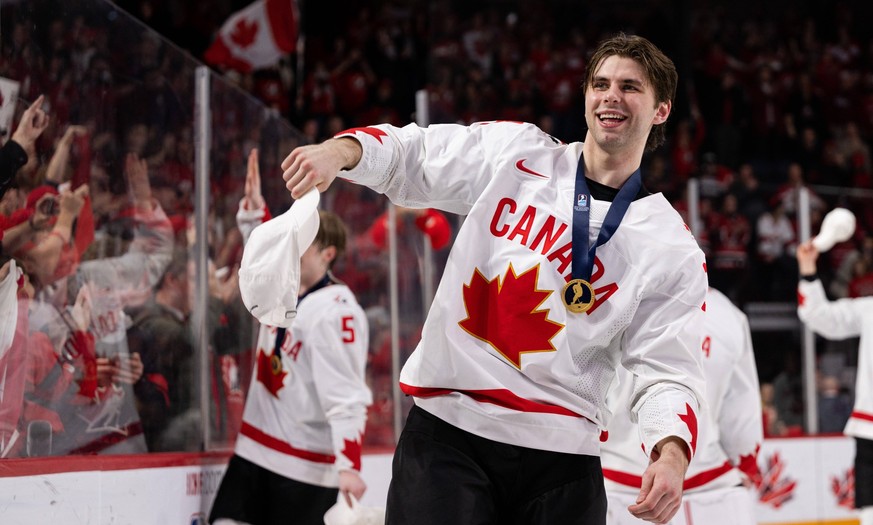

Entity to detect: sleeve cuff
[335,127,395,188]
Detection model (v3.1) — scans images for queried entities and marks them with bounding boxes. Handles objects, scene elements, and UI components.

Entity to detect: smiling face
[584,55,671,157]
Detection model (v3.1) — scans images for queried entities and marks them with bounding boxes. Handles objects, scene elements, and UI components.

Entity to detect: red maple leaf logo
[678,403,698,455]
[231,18,258,49]
[459,264,563,368]
[256,350,287,398]
[831,468,855,509]
[336,127,388,144]
[797,290,805,307]
[757,452,797,508]
[341,435,363,471]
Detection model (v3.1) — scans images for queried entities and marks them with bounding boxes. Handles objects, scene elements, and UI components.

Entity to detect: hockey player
[796,240,873,525]
[602,287,763,524]
[209,149,372,525]
[282,33,707,524]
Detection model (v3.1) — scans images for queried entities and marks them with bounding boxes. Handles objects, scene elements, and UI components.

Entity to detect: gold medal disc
[562,279,596,313]
[270,354,283,375]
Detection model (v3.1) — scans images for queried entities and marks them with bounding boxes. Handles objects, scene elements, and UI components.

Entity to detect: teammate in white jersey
[209,149,372,525]
[796,240,873,525]
[282,33,707,525]
[602,287,763,525]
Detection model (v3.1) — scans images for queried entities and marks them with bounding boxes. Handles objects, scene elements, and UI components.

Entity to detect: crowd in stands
[175,0,873,305]
[1,0,872,454]
[0,1,268,456]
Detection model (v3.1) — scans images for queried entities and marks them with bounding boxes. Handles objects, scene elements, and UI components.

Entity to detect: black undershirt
[586,176,651,202]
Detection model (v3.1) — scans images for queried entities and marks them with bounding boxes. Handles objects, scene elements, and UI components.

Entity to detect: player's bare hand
[281,138,362,199]
[628,438,688,523]
[338,469,367,505]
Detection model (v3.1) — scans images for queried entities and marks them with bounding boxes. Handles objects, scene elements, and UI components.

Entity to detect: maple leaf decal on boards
[757,452,797,508]
[231,18,258,49]
[256,350,287,398]
[459,264,563,368]
[831,468,854,509]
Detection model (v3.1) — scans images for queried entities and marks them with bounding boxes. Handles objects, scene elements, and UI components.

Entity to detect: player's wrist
[330,137,363,171]
[653,436,691,465]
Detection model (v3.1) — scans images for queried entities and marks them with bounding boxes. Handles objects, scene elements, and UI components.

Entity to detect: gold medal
[562,278,595,313]
[270,354,283,375]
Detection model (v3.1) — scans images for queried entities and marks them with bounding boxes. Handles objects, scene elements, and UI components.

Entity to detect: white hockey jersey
[798,278,873,440]
[337,121,707,458]
[602,287,763,494]
[235,283,372,487]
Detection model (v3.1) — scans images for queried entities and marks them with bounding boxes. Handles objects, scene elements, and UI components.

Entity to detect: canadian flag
[204,0,298,73]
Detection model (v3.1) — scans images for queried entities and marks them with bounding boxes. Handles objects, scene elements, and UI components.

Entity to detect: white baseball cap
[238,189,320,328]
[812,207,856,253]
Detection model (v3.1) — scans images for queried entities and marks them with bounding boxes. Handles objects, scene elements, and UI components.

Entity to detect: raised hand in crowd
[46,183,89,239]
[58,184,90,219]
[45,125,88,185]
[235,148,271,246]
[1,95,50,198]
[242,147,265,210]
[11,95,49,151]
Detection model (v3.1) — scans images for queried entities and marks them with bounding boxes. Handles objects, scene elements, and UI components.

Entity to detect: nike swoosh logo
[515,158,549,178]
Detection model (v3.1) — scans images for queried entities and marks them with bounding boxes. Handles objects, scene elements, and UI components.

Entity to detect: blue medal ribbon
[566,153,641,311]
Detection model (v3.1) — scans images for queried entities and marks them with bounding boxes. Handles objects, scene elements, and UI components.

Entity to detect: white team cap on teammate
[238,188,320,328]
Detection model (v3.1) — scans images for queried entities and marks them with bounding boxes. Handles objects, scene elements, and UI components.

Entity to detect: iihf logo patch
[574,193,589,212]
